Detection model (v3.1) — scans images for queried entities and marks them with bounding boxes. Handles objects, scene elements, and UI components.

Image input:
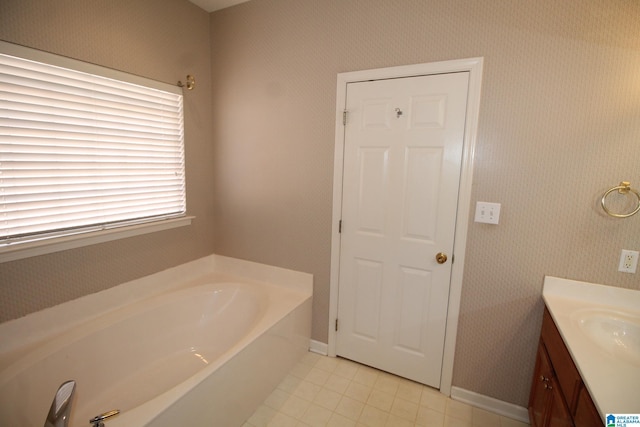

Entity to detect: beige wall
[0,1,214,319]
[209,0,640,407]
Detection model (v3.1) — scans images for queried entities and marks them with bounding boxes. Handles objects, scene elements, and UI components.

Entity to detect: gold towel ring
[601,181,640,218]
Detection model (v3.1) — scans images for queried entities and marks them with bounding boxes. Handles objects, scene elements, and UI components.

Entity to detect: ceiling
[189,0,251,12]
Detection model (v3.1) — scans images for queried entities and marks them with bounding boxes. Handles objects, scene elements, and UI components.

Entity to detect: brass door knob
[435,252,448,264]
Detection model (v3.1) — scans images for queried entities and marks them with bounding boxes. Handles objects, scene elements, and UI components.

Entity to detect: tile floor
[244,352,530,427]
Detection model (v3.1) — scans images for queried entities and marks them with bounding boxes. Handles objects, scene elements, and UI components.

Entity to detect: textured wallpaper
[209,0,640,407]
[0,0,214,320]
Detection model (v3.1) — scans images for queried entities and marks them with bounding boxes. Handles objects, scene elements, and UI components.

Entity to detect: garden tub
[0,255,312,427]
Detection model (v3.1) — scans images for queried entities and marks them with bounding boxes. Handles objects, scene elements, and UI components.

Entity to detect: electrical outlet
[618,249,639,274]
[474,202,501,224]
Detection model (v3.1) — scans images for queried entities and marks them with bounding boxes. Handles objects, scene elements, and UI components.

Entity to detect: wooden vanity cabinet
[528,308,601,427]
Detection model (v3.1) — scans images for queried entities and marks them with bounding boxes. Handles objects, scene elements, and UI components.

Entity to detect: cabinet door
[542,309,581,411]
[547,378,573,427]
[529,342,553,427]
[574,385,602,427]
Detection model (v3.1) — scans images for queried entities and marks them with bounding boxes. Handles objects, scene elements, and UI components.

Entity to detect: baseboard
[451,386,530,423]
[309,339,328,355]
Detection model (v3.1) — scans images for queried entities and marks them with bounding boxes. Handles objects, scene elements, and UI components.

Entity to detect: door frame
[328,57,484,396]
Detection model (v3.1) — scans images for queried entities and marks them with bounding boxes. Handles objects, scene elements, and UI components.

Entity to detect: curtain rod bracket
[177,74,195,90]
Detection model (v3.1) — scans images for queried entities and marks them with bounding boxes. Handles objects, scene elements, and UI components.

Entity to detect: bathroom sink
[543,276,640,418]
[572,308,640,366]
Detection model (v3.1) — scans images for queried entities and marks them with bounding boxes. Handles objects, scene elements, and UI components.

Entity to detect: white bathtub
[0,255,312,427]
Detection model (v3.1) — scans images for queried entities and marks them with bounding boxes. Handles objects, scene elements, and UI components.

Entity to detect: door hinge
[335,318,339,331]
[338,219,342,233]
[342,110,348,126]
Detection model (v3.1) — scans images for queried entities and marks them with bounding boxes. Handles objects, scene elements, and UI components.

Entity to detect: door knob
[435,252,448,264]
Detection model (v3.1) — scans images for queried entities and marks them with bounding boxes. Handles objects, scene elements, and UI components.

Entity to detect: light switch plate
[475,202,501,224]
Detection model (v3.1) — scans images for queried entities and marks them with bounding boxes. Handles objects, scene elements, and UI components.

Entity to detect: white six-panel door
[336,72,469,388]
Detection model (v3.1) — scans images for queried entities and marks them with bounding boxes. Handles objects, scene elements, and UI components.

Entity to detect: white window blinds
[0,42,186,245]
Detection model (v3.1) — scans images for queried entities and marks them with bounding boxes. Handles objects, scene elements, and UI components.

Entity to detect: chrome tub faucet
[43,380,120,427]
[43,380,76,427]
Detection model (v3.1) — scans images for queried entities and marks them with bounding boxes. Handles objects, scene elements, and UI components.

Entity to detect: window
[0,41,188,261]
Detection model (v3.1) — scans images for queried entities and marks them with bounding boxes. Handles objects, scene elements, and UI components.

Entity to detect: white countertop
[542,276,640,419]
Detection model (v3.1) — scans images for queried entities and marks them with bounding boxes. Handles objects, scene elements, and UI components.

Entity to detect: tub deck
[0,255,312,427]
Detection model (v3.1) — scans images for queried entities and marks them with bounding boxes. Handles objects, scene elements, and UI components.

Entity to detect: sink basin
[572,308,640,366]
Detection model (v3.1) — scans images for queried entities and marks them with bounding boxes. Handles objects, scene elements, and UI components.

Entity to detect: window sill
[0,216,194,264]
